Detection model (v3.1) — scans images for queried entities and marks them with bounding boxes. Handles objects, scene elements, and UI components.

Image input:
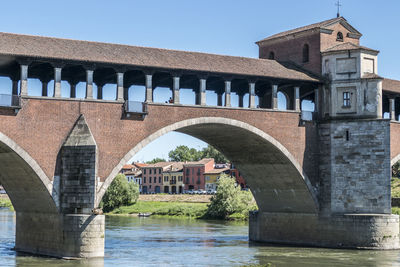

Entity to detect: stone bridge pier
[249,118,399,250]
[2,115,105,258]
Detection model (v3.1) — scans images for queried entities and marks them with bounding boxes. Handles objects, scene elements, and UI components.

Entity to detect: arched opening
[0,132,58,213]
[277,91,288,110]
[124,70,146,101]
[99,117,318,214]
[268,51,275,60]
[153,72,173,104]
[337,32,343,42]
[302,44,309,63]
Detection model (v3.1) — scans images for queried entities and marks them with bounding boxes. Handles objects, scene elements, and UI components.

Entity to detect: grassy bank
[108,201,208,219]
[107,200,254,220]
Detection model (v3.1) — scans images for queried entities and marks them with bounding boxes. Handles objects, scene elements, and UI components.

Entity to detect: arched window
[337,32,343,41]
[302,44,309,63]
[268,51,275,60]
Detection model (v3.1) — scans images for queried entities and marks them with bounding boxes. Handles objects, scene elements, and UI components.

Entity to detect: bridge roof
[0,32,320,83]
[383,78,400,94]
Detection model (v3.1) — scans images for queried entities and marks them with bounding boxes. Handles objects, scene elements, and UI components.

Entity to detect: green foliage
[100,174,139,212]
[393,162,400,178]
[392,207,400,215]
[168,145,202,162]
[391,177,400,198]
[200,145,229,164]
[205,174,257,220]
[168,144,228,163]
[0,198,13,211]
[146,157,167,164]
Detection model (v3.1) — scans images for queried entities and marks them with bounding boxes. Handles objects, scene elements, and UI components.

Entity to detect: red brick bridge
[0,31,399,258]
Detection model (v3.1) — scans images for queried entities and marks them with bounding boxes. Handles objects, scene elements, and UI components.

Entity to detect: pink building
[183,158,214,190]
[141,162,172,193]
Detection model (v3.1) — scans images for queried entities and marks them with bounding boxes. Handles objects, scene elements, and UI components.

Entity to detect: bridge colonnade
[6,60,316,112]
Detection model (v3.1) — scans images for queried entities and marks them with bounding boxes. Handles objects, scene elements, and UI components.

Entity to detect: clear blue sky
[0,0,398,162]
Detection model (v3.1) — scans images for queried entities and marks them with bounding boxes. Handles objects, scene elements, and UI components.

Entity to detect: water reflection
[1,209,400,266]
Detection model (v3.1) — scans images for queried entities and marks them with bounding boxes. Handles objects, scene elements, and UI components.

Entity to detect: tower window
[302,44,309,63]
[337,32,343,42]
[343,92,351,107]
[268,51,275,60]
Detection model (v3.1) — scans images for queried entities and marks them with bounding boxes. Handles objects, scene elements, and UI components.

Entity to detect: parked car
[207,189,216,195]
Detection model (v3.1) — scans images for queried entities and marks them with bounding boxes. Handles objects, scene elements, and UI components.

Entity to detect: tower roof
[256,17,362,44]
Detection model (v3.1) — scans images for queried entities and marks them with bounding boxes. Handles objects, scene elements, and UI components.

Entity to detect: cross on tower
[335,0,342,18]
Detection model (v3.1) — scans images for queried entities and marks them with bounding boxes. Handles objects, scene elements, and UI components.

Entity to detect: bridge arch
[98,117,319,213]
[0,132,58,213]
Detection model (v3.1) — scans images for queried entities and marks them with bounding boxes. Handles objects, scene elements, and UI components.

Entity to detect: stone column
[217,92,223,106]
[41,80,48,97]
[70,82,76,99]
[314,88,319,114]
[249,82,256,109]
[116,72,124,101]
[145,74,153,103]
[86,69,94,99]
[390,98,396,121]
[238,93,244,108]
[12,79,18,96]
[199,78,206,106]
[294,86,300,111]
[20,64,28,96]
[224,80,231,107]
[173,76,180,104]
[53,67,62,98]
[271,84,278,109]
[97,84,103,100]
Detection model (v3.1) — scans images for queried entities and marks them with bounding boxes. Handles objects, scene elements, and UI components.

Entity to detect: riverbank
[107,201,209,219]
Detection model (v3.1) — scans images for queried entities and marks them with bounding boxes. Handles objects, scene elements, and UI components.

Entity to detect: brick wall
[258,31,321,74]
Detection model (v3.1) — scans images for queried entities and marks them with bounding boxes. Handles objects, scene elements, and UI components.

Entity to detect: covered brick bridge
[0,32,399,258]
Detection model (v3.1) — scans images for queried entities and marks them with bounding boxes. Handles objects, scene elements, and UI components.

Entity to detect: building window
[343,92,351,107]
[268,51,275,60]
[337,32,343,42]
[144,177,146,183]
[159,177,161,183]
[186,169,189,175]
[186,177,189,183]
[159,169,161,174]
[302,44,309,63]
[154,177,156,183]
[143,169,146,175]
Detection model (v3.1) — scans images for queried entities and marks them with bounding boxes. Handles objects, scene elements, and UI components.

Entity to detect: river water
[1,209,400,266]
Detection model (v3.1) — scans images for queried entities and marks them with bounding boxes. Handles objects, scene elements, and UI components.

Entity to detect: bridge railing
[0,94,20,107]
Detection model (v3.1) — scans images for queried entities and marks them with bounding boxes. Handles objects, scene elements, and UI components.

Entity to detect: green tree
[146,157,166,164]
[100,174,139,212]
[393,162,400,178]
[205,174,256,219]
[200,145,229,164]
[168,145,202,162]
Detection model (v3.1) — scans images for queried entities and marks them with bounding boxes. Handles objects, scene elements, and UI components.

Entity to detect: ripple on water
[1,211,400,266]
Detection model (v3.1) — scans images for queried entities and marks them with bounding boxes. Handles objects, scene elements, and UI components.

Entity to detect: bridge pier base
[15,212,105,258]
[249,211,400,249]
